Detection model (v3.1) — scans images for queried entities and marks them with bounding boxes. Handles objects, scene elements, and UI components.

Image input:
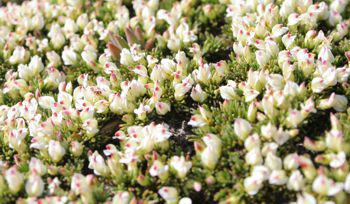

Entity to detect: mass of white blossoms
[0,0,350,203]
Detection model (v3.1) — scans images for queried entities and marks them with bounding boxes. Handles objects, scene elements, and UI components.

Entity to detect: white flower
[287,170,304,191]
[82,119,99,137]
[312,175,343,196]
[318,44,334,65]
[170,156,192,179]
[219,80,238,100]
[71,173,91,196]
[174,76,193,101]
[261,123,278,141]
[245,147,263,166]
[158,187,179,204]
[282,33,296,49]
[244,133,260,151]
[269,170,288,185]
[247,102,257,122]
[200,134,222,170]
[62,48,78,65]
[265,153,282,170]
[179,197,192,204]
[286,109,304,128]
[271,24,289,38]
[191,84,207,102]
[81,45,97,67]
[28,55,44,75]
[155,102,171,115]
[244,175,263,195]
[329,151,346,168]
[295,192,317,204]
[283,153,300,170]
[150,160,169,181]
[234,118,252,140]
[267,74,284,91]
[112,191,134,204]
[188,114,207,127]
[32,14,44,30]
[251,165,270,181]
[344,173,350,193]
[9,46,29,65]
[88,151,110,176]
[311,77,327,93]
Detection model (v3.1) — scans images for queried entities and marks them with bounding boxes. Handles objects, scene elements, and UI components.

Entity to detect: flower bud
[326,129,344,151]
[32,14,44,30]
[286,109,304,128]
[25,173,44,197]
[256,50,270,68]
[70,141,84,157]
[62,48,78,66]
[48,140,66,163]
[29,158,46,176]
[5,166,24,193]
[46,51,61,67]
[318,45,334,66]
[247,102,257,122]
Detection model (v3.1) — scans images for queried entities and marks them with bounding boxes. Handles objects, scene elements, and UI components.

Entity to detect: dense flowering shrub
[0,0,350,203]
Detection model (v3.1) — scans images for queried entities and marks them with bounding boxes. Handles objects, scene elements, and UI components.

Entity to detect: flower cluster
[0,0,349,203]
